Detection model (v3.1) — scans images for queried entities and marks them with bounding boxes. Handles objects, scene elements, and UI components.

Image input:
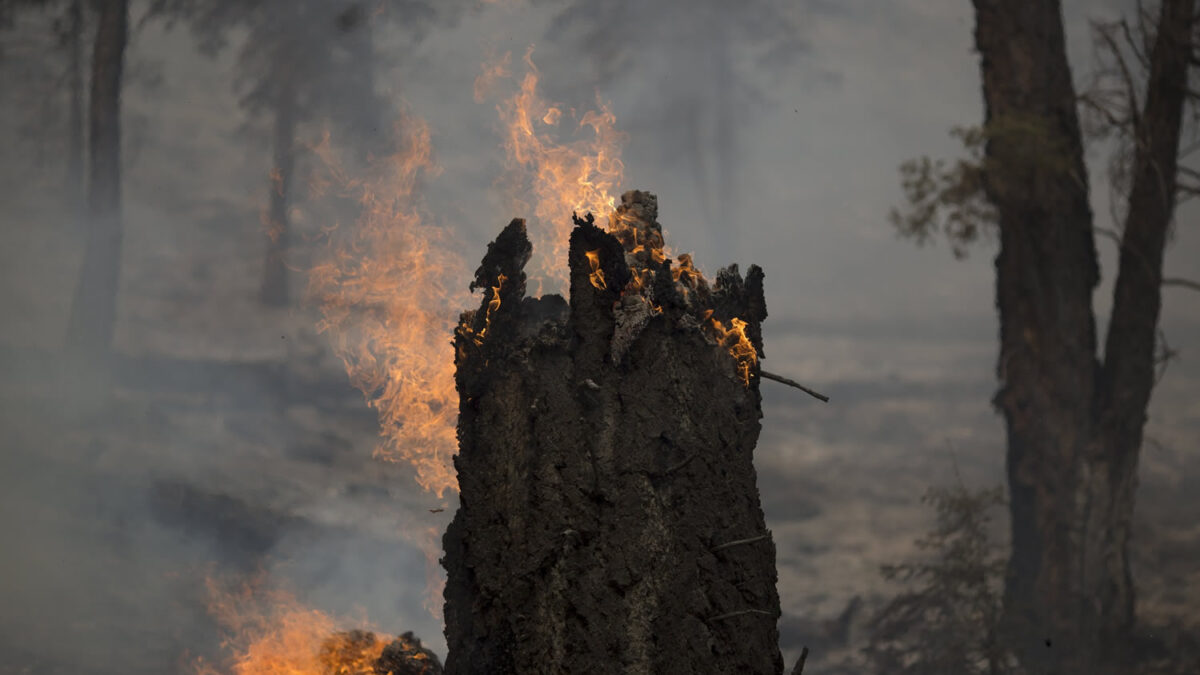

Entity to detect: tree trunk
[65,0,126,360]
[1087,0,1193,656]
[66,0,85,209]
[259,75,296,307]
[970,1,1193,671]
[443,192,783,674]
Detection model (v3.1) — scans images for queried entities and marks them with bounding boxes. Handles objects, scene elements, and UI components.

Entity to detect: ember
[321,630,442,675]
[319,631,390,675]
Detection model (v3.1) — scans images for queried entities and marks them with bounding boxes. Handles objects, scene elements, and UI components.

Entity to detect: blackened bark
[969,1,1194,671]
[444,192,783,674]
[259,75,296,306]
[65,0,126,359]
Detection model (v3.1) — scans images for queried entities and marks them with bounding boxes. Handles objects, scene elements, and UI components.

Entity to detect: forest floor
[0,186,1197,674]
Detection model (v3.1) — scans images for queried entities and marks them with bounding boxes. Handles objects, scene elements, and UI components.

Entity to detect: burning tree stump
[443,191,782,674]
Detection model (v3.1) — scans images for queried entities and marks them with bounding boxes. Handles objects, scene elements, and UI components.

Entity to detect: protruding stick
[760,370,829,402]
[708,608,775,622]
[790,646,810,674]
[711,533,770,553]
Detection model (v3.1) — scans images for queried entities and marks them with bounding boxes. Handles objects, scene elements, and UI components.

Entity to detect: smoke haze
[1,0,1196,672]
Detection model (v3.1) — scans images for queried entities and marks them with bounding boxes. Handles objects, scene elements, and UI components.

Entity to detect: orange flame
[472,273,507,344]
[192,577,442,675]
[473,51,511,104]
[317,631,391,675]
[489,46,626,292]
[706,313,758,386]
[307,117,468,499]
[193,578,367,675]
[584,250,606,290]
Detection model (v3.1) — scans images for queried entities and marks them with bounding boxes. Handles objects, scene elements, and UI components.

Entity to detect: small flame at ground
[193,577,441,675]
[193,578,353,675]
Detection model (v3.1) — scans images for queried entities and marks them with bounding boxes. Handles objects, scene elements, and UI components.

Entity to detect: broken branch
[760,369,830,402]
[664,453,697,475]
[1163,276,1200,292]
[790,646,810,675]
[708,608,775,622]
[711,533,770,553]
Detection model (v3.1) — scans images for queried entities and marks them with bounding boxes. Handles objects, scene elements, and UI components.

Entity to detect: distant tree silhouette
[64,0,127,361]
[890,1,1199,671]
[1,0,88,213]
[168,0,469,306]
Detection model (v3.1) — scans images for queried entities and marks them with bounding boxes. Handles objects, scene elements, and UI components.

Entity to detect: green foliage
[889,126,995,259]
[864,484,1018,675]
[890,114,1081,258]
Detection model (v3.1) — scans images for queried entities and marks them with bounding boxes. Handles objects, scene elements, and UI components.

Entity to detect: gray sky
[0,0,1196,672]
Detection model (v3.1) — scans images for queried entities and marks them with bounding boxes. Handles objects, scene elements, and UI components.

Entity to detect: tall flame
[308,117,468,499]
[213,40,766,675]
[489,46,626,292]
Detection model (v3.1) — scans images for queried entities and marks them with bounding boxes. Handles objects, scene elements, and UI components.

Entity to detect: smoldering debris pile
[443,191,784,674]
[319,630,442,675]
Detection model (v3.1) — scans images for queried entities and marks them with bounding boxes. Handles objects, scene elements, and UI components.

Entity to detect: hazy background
[0,0,1196,672]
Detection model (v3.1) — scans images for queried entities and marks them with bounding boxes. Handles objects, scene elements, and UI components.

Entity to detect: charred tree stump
[443,191,783,674]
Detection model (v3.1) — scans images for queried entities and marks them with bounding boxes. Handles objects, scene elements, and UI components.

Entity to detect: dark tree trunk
[969,1,1193,671]
[443,192,782,674]
[66,0,85,209]
[330,10,382,154]
[1089,0,1193,654]
[65,0,126,360]
[259,75,296,306]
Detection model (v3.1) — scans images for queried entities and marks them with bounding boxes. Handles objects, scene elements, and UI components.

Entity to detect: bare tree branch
[1093,227,1196,293]
[1121,17,1150,70]
[1094,225,1124,248]
[1177,164,1200,180]
[760,369,830,402]
[1163,276,1200,291]
[1177,137,1200,157]
[1096,21,1144,130]
[790,647,810,675]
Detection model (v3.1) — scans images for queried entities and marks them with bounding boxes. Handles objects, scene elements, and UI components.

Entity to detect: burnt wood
[443,194,783,674]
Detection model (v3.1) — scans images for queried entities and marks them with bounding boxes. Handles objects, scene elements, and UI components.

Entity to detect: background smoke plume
[0,0,1196,673]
